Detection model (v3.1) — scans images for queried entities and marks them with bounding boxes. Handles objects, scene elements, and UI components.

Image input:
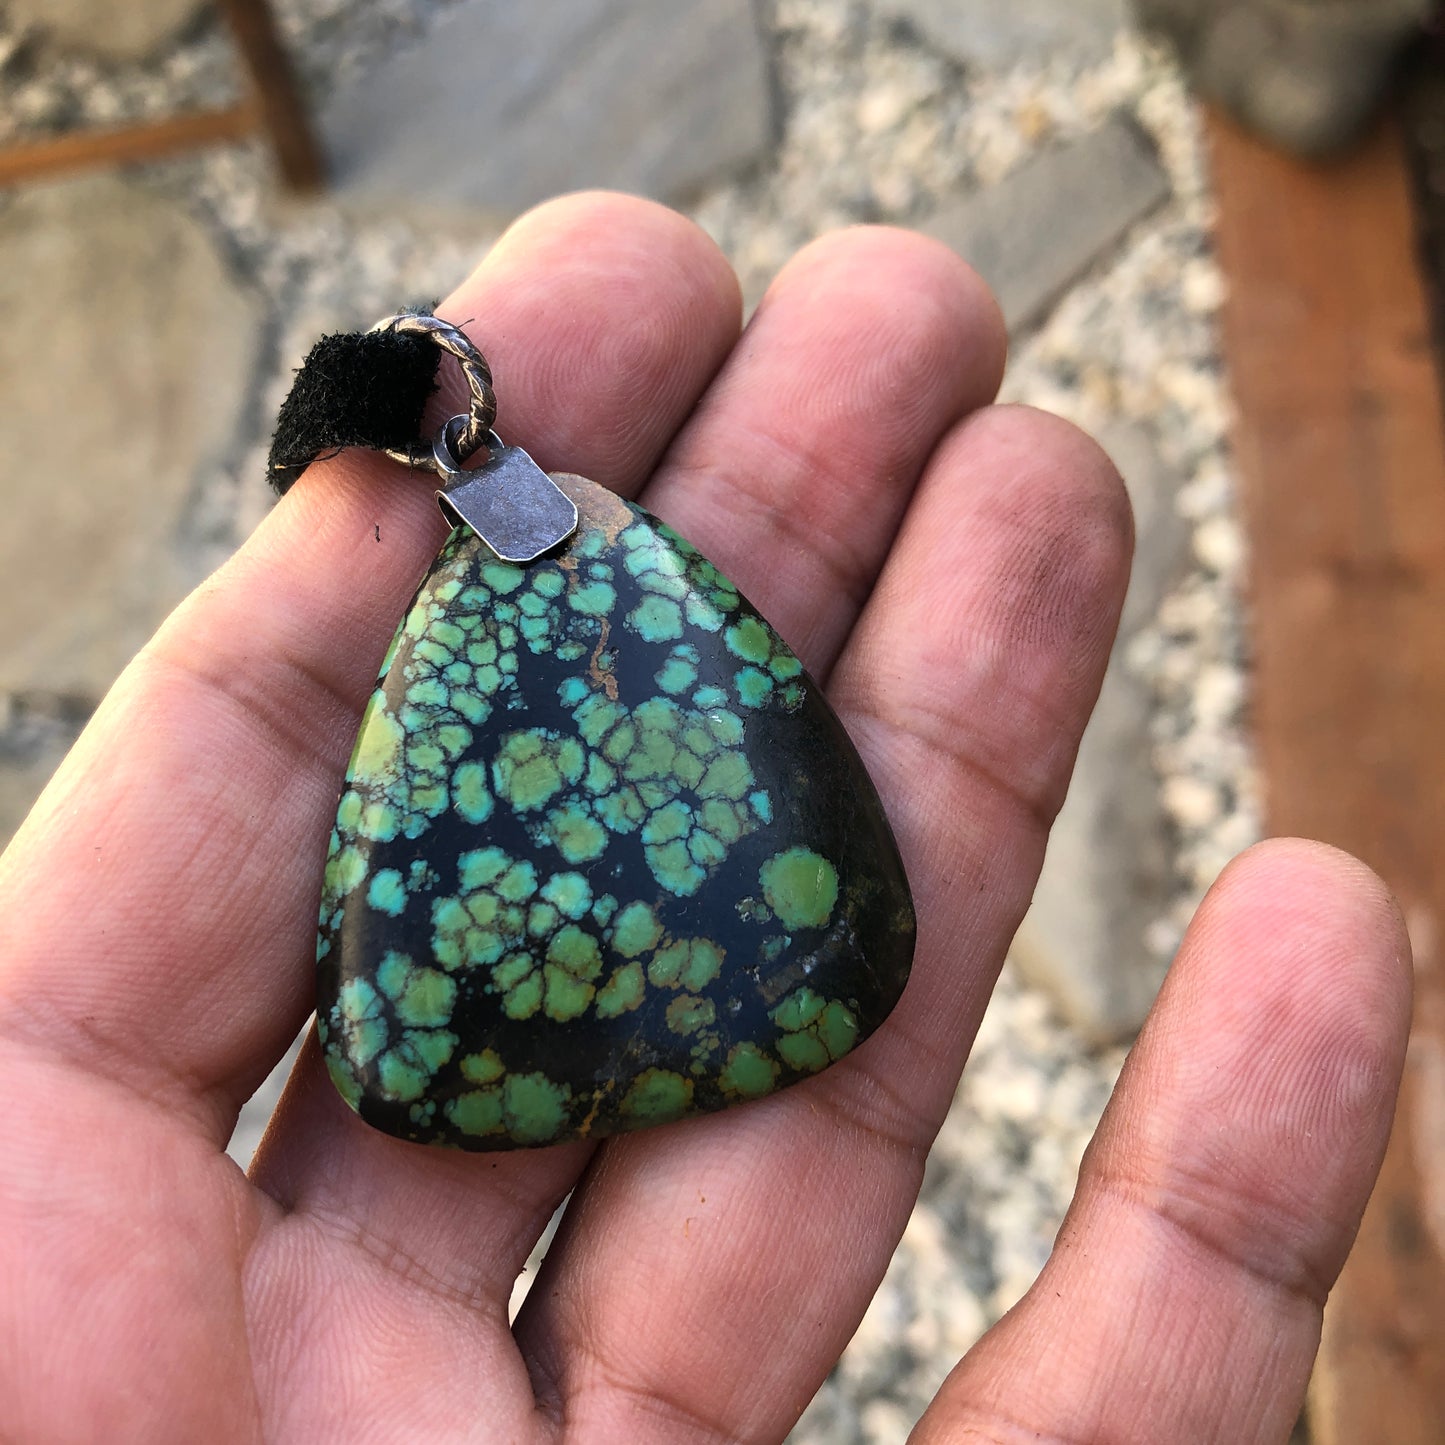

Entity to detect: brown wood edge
[0,104,259,187]
[1207,107,1445,1444]
[218,0,324,193]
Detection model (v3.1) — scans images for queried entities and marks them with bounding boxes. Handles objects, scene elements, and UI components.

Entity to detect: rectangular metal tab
[436,446,580,564]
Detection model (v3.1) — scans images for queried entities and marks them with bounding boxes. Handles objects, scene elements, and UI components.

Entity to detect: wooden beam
[218,0,324,193]
[1208,111,1445,1444]
[0,105,258,187]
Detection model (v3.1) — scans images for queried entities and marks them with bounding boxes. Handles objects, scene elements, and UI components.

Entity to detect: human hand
[0,194,1410,1443]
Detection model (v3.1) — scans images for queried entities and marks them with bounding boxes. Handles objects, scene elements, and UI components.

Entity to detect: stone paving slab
[0,753,60,844]
[880,0,1126,70]
[7,0,203,63]
[1013,423,1189,1044]
[1136,0,1427,157]
[0,704,85,847]
[923,117,1170,333]
[321,0,772,219]
[0,175,262,701]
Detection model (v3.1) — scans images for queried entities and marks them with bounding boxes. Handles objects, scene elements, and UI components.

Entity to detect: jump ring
[368,312,498,472]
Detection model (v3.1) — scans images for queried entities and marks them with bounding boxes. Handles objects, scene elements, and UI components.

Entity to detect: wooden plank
[1208,111,1445,1444]
[218,0,324,192]
[0,105,257,187]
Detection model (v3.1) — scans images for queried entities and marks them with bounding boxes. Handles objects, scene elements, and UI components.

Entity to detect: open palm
[0,194,1411,1443]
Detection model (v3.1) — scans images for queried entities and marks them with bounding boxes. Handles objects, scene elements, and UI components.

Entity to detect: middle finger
[640,224,1005,675]
[516,405,1130,1442]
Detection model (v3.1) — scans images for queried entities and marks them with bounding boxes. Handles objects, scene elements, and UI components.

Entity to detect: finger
[912,840,1411,1445]
[639,225,1005,672]
[512,406,1133,1442]
[0,192,741,1136]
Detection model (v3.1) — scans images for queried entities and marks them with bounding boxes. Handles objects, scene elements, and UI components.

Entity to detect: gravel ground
[2,1,1257,1438]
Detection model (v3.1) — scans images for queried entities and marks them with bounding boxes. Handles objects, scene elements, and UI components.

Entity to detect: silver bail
[433,421,579,565]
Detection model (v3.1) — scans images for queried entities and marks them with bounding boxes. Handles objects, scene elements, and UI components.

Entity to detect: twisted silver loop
[368,312,498,472]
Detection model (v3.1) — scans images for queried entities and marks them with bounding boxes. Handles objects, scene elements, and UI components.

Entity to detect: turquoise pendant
[317,472,915,1149]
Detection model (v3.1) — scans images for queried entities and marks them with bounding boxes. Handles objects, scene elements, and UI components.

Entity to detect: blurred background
[2,2,1440,1441]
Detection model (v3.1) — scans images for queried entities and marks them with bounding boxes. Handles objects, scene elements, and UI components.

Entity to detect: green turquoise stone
[316,473,915,1149]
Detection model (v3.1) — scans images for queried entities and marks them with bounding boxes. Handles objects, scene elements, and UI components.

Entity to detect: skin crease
[0,192,1413,1445]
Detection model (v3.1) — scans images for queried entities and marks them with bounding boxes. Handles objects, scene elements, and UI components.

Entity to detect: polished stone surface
[318,474,914,1150]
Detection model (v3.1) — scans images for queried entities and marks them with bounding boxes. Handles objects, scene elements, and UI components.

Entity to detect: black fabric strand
[267,327,441,495]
